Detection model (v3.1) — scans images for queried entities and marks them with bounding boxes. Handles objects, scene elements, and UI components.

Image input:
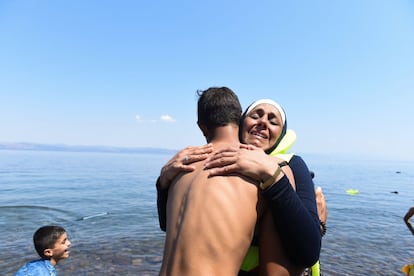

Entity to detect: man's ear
[44,249,53,258]
[197,122,208,138]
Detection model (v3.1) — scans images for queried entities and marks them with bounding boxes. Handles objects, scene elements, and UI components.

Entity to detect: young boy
[14,225,71,276]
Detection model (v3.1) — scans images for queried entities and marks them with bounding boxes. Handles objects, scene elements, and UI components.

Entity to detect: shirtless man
[159,87,260,276]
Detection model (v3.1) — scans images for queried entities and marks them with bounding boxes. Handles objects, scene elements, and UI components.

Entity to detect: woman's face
[241,103,284,151]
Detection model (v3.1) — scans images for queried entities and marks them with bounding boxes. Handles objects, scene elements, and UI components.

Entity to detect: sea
[1,149,414,276]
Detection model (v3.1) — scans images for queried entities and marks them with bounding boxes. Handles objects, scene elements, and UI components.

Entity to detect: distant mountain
[0,142,177,155]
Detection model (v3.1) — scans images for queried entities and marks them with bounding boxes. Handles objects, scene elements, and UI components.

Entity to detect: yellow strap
[269,129,296,162]
[311,260,320,276]
[271,129,296,154]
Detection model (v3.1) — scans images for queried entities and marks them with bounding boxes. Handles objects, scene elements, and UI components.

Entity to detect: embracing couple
[157,87,326,276]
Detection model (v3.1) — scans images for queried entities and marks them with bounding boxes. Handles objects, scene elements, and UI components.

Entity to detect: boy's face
[46,232,71,265]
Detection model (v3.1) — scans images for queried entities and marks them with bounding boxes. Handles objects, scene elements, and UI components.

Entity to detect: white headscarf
[244,99,286,126]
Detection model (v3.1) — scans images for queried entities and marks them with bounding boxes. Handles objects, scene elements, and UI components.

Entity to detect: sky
[1,1,413,160]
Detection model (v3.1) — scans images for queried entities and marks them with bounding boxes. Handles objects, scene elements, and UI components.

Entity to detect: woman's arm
[262,155,321,267]
[205,144,287,183]
[205,149,321,267]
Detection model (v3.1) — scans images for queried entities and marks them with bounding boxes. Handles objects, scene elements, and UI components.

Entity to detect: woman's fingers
[180,144,214,165]
[204,151,238,168]
[208,163,239,176]
[159,144,214,190]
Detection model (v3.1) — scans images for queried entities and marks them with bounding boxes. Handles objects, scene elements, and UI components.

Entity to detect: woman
[157,99,321,275]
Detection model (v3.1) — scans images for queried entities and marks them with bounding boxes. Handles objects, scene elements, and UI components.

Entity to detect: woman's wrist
[320,221,327,236]
[157,167,171,190]
[259,161,288,190]
[260,166,282,190]
[259,157,281,181]
[260,161,287,190]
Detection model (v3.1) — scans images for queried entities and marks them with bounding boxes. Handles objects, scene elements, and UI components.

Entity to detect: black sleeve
[261,155,321,267]
[156,177,168,232]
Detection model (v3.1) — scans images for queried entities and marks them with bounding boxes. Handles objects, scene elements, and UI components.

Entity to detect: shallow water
[1,150,414,275]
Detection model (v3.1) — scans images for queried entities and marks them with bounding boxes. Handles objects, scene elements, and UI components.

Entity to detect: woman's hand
[204,144,279,183]
[315,187,327,224]
[157,143,214,190]
[315,186,327,236]
[404,207,414,235]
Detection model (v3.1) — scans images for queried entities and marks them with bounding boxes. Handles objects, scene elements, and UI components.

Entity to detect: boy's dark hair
[33,225,66,259]
[197,86,242,131]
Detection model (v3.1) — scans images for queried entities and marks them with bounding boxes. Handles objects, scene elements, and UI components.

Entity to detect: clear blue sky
[1,1,413,160]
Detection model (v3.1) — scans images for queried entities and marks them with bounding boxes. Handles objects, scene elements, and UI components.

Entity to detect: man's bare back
[160,143,259,276]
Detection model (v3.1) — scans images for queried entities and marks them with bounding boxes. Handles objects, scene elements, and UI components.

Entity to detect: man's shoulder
[14,259,56,276]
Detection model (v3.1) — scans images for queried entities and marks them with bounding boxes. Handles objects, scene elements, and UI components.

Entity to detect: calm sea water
[1,150,414,275]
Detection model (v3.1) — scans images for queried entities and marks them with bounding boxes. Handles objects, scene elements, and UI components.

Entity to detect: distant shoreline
[0,142,177,155]
[1,142,412,162]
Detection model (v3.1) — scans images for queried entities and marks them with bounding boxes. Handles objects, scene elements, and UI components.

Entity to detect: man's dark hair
[33,225,66,259]
[197,86,242,132]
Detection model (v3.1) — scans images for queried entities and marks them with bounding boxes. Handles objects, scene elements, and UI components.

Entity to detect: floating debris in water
[346,189,359,195]
[78,212,108,221]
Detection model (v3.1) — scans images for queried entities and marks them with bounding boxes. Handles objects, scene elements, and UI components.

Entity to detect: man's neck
[207,124,240,145]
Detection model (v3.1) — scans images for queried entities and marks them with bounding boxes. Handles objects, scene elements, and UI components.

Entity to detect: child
[14,225,71,276]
